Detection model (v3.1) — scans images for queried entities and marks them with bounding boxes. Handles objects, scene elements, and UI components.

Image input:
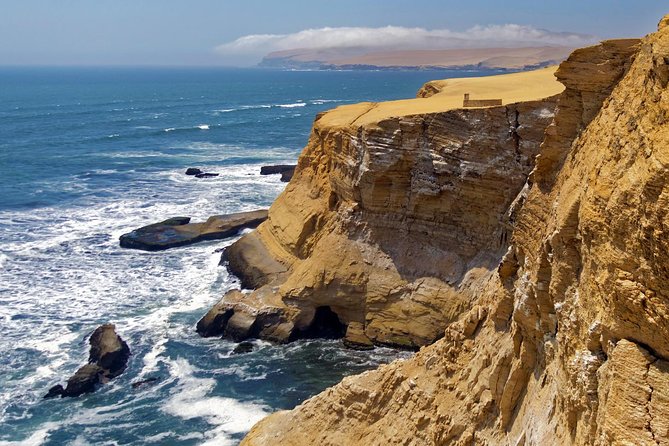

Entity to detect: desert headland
[207,15,668,446]
[3,2,668,445]
[260,46,575,71]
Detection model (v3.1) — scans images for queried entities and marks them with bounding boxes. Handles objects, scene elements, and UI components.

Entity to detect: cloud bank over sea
[215,24,598,63]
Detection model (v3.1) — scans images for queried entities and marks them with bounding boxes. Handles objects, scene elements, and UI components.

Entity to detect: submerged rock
[131,377,159,389]
[194,172,219,178]
[232,341,255,355]
[185,167,203,175]
[45,324,130,399]
[119,210,268,251]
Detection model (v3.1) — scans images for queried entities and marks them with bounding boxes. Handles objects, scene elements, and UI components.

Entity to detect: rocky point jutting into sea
[195,14,669,446]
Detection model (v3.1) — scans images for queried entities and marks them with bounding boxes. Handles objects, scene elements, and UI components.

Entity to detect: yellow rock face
[201,68,562,348]
[241,24,669,446]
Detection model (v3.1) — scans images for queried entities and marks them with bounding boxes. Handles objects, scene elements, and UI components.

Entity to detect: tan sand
[318,66,564,129]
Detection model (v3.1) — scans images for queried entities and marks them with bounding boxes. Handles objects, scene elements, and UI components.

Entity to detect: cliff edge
[241,17,669,446]
[198,67,564,348]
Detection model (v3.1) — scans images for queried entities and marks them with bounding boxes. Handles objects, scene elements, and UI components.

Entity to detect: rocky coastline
[238,16,669,446]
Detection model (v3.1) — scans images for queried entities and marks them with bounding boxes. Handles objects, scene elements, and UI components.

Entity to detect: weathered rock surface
[45,324,130,398]
[242,21,669,446]
[119,210,268,251]
[198,67,562,348]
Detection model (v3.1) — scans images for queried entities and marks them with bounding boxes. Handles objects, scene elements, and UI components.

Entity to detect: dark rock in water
[119,209,268,251]
[44,384,64,399]
[185,168,203,176]
[280,169,294,182]
[194,172,219,178]
[47,323,130,399]
[87,324,130,378]
[62,364,105,397]
[232,341,255,355]
[132,377,159,389]
[260,164,296,176]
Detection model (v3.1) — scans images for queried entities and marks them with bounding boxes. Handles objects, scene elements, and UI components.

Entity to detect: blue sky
[0,0,665,66]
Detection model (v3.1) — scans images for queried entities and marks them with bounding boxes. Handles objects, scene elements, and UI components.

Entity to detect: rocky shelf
[119,209,268,251]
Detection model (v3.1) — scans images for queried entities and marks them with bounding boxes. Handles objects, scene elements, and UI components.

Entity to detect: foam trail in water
[162,358,269,445]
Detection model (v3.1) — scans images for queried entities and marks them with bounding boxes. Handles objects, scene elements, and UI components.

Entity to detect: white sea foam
[277,102,306,108]
[0,422,59,446]
[162,358,269,444]
[311,99,343,105]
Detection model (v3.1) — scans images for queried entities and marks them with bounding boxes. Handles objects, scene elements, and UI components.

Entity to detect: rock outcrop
[198,67,564,348]
[119,210,268,251]
[261,164,296,182]
[242,19,669,446]
[45,324,130,398]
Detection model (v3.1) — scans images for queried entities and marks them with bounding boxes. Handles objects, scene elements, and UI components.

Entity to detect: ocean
[0,67,497,445]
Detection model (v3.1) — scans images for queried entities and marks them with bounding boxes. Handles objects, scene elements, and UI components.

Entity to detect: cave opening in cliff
[299,306,346,339]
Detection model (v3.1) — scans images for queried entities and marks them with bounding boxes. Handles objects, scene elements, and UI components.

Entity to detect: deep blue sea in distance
[0,66,499,445]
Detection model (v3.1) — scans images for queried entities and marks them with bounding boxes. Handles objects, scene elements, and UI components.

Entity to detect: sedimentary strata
[198,68,563,348]
[119,210,268,251]
[242,17,669,446]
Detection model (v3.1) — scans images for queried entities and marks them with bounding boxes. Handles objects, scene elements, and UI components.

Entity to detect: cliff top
[317,66,565,129]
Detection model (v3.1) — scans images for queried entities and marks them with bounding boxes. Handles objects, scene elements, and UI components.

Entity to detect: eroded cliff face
[241,20,669,446]
[198,71,561,348]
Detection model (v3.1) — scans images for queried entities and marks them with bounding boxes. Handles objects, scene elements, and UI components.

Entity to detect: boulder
[62,364,105,397]
[119,210,268,251]
[87,324,130,378]
[185,168,203,176]
[232,341,255,355]
[43,384,64,399]
[45,323,130,399]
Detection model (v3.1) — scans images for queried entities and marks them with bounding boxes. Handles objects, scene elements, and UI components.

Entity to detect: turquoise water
[0,67,496,445]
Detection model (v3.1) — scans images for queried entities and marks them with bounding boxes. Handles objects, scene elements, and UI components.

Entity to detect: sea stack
[45,324,130,398]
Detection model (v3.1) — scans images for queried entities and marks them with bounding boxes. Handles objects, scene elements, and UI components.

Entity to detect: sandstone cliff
[241,18,669,446]
[198,68,564,348]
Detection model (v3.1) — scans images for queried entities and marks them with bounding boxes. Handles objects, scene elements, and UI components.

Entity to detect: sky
[0,0,666,66]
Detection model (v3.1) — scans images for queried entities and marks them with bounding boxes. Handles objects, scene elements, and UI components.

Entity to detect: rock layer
[242,22,669,446]
[198,68,563,348]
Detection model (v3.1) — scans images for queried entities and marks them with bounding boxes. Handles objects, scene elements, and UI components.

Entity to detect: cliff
[240,17,669,446]
[260,46,575,71]
[198,67,564,348]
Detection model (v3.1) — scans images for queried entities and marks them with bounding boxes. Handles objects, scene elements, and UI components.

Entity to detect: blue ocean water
[0,67,496,445]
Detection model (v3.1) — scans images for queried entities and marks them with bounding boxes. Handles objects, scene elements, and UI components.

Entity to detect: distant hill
[260,46,574,71]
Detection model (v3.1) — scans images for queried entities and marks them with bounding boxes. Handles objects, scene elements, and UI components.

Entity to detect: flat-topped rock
[119,210,268,251]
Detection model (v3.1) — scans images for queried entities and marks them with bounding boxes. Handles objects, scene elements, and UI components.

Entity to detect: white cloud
[215,25,597,59]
